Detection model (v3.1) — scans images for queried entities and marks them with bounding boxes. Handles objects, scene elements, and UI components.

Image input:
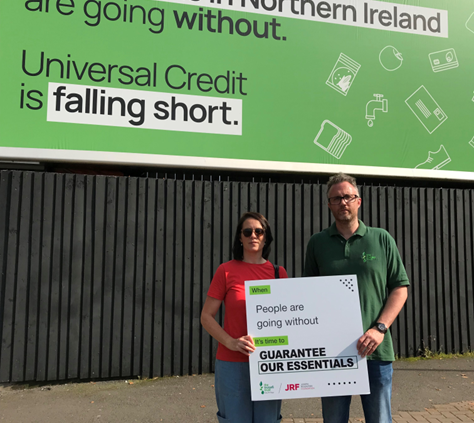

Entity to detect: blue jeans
[214,359,282,423]
[321,360,393,423]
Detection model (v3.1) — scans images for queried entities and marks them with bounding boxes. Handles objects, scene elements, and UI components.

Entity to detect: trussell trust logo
[361,252,376,263]
[259,381,275,395]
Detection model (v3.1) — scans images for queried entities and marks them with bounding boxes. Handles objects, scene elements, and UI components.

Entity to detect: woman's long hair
[232,212,273,260]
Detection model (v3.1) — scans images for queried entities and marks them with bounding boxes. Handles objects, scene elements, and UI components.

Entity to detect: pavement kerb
[281,401,474,423]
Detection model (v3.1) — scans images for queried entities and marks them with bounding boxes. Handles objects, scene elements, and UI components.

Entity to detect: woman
[201,212,288,423]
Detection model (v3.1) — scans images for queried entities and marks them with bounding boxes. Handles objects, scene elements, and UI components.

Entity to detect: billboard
[1,0,474,180]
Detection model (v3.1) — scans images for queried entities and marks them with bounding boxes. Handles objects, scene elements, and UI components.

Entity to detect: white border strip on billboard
[1,147,473,181]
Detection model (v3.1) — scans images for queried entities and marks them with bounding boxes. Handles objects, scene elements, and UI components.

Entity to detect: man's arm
[357,286,408,358]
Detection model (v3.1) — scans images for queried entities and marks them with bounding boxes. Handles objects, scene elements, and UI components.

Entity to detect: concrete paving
[0,357,473,422]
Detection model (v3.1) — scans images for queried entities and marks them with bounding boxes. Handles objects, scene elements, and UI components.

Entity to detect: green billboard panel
[1,0,473,180]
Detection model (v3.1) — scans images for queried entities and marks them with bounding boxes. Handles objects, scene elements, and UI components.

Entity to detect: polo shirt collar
[328,220,367,238]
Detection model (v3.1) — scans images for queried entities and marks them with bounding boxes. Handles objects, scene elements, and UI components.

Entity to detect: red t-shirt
[207,260,288,362]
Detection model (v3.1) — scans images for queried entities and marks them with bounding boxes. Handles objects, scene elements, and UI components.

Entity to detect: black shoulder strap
[273,264,280,279]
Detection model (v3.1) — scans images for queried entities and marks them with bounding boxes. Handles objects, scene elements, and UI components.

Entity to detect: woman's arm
[201,295,255,356]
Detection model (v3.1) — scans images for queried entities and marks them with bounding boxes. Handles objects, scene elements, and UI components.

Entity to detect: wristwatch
[375,322,388,334]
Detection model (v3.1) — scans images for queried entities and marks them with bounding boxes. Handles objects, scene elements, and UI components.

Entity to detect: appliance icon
[405,86,447,134]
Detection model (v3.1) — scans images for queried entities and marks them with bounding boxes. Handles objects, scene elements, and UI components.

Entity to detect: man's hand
[357,328,384,358]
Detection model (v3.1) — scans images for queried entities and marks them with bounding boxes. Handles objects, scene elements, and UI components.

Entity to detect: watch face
[377,323,387,333]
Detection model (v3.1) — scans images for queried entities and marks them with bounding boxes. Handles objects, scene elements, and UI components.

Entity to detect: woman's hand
[201,296,256,357]
[226,335,256,356]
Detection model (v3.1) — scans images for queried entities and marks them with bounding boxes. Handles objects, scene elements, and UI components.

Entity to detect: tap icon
[366,94,388,127]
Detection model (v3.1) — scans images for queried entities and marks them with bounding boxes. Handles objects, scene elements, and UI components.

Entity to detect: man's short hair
[327,173,359,196]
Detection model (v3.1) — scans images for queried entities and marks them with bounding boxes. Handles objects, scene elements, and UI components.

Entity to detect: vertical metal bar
[418,188,429,352]
[0,171,11,381]
[267,183,276,264]
[153,179,166,377]
[455,189,466,352]
[101,177,117,378]
[441,189,452,353]
[294,183,302,278]
[403,187,414,356]
[276,183,286,268]
[285,184,294,276]
[79,175,93,380]
[110,177,127,377]
[464,190,474,351]
[448,189,459,353]
[201,181,213,374]
[191,181,203,374]
[182,180,194,375]
[426,188,438,352]
[209,181,222,373]
[25,173,43,381]
[162,179,175,376]
[90,176,106,379]
[0,172,19,382]
[132,177,147,377]
[141,178,156,378]
[433,188,445,353]
[173,180,184,375]
[11,172,29,382]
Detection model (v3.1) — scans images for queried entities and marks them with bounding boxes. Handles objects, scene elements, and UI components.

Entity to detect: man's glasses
[328,194,359,205]
[241,228,265,238]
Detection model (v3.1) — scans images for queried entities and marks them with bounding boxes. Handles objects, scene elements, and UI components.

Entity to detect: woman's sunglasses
[241,228,265,238]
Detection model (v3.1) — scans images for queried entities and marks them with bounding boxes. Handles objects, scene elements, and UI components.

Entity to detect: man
[304,173,409,423]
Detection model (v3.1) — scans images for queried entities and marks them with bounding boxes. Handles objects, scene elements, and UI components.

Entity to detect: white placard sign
[245,275,370,401]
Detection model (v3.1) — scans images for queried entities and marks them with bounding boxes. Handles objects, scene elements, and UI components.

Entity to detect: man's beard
[335,208,355,222]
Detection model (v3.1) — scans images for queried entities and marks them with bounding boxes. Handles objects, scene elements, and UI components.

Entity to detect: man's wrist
[374,322,388,334]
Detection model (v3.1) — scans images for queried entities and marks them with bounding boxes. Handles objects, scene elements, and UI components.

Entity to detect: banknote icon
[314,120,352,159]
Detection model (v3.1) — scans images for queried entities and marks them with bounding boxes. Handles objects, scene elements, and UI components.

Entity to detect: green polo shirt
[304,220,409,361]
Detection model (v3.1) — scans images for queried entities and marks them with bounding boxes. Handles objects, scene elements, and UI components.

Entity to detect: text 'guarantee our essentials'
[257,348,357,374]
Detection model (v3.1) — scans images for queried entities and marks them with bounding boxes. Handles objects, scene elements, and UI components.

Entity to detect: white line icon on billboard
[314,120,352,159]
[326,53,361,96]
[429,48,459,72]
[366,94,388,127]
[415,145,451,170]
[379,46,403,72]
[405,86,447,134]
[466,12,474,33]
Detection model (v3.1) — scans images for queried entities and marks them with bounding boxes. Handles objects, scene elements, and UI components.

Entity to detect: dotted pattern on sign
[340,278,355,292]
[327,381,357,386]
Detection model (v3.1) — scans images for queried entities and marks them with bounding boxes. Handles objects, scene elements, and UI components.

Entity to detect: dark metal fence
[0,170,473,382]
